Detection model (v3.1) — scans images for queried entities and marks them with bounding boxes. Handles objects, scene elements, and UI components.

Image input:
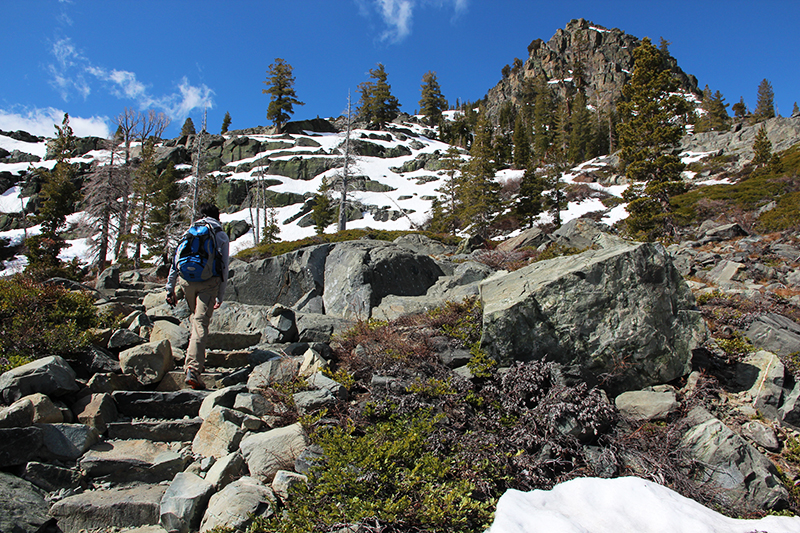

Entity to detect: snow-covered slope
[0,117,638,272]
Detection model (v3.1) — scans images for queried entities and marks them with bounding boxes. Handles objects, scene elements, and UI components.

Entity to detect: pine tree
[311,178,334,235]
[181,117,196,136]
[430,146,464,235]
[753,78,775,123]
[419,71,447,125]
[568,92,591,163]
[617,37,690,240]
[732,97,748,121]
[25,113,81,279]
[515,159,546,228]
[263,58,304,134]
[221,111,232,134]
[696,87,731,132]
[459,109,501,238]
[358,63,401,128]
[144,162,183,266]
[532,77,554,161]
[512,113,531,170]
[261,207,281,245]
[752,124,772,167]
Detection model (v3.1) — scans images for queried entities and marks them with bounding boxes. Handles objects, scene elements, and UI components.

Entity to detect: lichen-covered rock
[480,239,706,394]
[681,407,788,511]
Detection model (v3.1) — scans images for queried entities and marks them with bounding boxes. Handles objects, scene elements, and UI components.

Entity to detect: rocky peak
[485,18,699,123]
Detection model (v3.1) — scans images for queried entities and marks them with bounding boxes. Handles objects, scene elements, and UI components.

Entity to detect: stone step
[156,371,224,392]
[49,482,166,533]
[112,390,211,420]
[107,418,203,442]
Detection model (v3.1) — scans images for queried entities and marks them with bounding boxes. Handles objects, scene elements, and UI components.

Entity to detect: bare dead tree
[83,137,127,275]
[112,107,139,261]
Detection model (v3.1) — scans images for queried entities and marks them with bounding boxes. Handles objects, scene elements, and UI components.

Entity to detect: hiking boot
[185,369,206,390]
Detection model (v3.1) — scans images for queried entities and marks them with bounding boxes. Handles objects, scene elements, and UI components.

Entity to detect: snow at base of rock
[487,477,800,533]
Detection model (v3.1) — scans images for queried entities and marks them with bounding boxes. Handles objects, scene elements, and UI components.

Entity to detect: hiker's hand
[166,292,177,307]
[214,300,221,310]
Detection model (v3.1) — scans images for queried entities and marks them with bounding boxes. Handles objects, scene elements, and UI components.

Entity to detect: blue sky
[1,0,798,138]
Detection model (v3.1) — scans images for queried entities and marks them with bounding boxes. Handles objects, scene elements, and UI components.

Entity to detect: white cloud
[365,0,469,43]
[376,0,414,43]
[0,108,109,138]
[47,36,214,124]
[48,37,91,101]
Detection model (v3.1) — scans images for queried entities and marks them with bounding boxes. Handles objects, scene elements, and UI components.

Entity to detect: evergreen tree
[181,117,196,136]
[617,37,690,240]
[261,206,281,245]
[515,160,546,228]
[568,92,591,163]
[732,97,748,121]
[25,113,81,280]
[35,113,79,237]
[752,124,772,167]
[311,178,334,235]
[221,111,232,134]
[458,109,501,238]
[532,77,554,161]
[144,162,183,266]
[753,78,775,123]
[358,63,401,128]
[263,58,304,134]
[419,71,447,125]
[430,146,464,235]
[695,85,731,132]
[512,113,531,170]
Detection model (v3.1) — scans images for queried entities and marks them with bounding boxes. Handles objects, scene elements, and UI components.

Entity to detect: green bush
[252,412,494,533]
[0,276,100,373]
[758,192,800,232]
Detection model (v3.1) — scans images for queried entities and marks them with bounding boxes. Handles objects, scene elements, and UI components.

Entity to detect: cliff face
[484,18,699,122]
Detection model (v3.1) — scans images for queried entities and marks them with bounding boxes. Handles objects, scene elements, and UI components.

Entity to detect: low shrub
[0,276,101,373]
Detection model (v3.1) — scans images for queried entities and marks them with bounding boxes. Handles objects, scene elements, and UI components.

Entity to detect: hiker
[165,203,230,390]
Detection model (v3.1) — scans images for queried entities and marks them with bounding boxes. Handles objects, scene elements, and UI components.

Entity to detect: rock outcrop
[484,18,699,125]
[480,237,707,393]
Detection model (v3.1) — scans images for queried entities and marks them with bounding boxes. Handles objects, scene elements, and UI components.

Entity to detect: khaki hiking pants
[178,276,221,374]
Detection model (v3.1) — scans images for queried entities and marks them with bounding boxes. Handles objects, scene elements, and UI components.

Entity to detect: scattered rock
[239,423,310,483]
[0,471,51,533]
[0,355,78,403]
[200,476,276,532]
[50,483,167,533]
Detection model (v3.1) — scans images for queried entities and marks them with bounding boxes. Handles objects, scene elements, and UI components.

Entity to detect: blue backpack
[175,222,223,282]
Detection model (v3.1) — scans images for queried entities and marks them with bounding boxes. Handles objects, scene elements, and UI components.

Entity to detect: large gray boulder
[226,244,333,306]
[746,313,800,357]
[80,439,189,482]
[681,407,789,511]
[0,472,51,533]
[119,340,175,386]
[480,239,707,394]
[200,476,275,532]
[0,355,78,403]
[50,483,166,533]
[159,472,215,533]
[239,423,309,484]
[323,240,444,319]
